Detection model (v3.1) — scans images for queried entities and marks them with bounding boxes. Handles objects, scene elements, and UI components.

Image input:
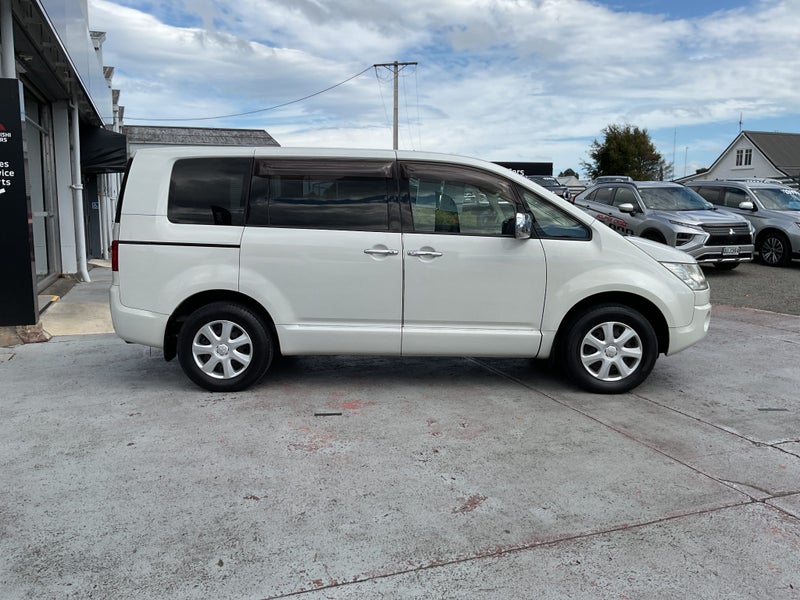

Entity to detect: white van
[110,147,710,394]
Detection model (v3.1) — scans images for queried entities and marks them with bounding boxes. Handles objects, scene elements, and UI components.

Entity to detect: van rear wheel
[177,302,273,392]
[561,304,657,394]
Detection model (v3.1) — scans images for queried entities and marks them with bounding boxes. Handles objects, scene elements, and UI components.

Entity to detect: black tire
[561,304,658,394]
[177,302,273,392]
[759,231,791,267]
[714,262,739,270]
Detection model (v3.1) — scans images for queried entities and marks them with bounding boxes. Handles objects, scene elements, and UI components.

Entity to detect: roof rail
[723,177,784,184]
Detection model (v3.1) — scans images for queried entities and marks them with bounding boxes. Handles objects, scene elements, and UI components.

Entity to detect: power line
[123,65,375,122]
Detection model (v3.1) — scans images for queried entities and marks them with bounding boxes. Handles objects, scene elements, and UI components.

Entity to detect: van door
[399,162,546,356]
[239,158,402,354]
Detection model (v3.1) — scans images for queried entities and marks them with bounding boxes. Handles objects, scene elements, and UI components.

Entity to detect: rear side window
[168,158,252,226]
[590,187,615,205]
[248,159,393,231]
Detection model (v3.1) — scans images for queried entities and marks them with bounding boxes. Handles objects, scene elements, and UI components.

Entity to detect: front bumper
[693,243,755,263]
[667,297,711,355]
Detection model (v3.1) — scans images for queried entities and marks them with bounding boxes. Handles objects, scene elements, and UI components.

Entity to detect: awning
[80,125,128,173]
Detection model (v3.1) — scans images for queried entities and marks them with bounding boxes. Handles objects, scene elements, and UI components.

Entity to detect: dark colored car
[527,175,571,201]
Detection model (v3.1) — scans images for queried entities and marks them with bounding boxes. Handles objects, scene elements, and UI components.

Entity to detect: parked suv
[111,147,711,394]
[526,175,572,201]
[685,180,800,267]
[573,181,754,269]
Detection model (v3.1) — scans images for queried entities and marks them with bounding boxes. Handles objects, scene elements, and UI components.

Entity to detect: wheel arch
[755,227,790,247]
[553,292,669,357]
[163,290,279,361]
[639,228,666,243]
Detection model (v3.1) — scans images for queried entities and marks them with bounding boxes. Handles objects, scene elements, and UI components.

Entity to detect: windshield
[637,186,710,211]
[752,187,800,211]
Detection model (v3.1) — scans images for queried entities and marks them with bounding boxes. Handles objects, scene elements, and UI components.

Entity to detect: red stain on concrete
[326,399,378,412]
[452,493,487,514]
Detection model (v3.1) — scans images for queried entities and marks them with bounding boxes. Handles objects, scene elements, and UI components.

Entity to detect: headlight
[662,262,708,291]
[668,219,704,231]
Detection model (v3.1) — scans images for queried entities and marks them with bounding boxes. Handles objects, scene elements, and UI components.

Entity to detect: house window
[735,148,753,166]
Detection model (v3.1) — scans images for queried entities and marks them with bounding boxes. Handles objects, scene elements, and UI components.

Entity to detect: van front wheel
[561,305,657,394]
[177,302,273,392]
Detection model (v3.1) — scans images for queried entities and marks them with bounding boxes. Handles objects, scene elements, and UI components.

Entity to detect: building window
[735,148,753,167]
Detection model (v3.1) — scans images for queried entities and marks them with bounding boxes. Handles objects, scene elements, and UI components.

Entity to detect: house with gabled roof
[679,131,800,187]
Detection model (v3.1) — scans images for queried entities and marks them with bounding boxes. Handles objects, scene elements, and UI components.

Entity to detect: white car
[110,147,710,394]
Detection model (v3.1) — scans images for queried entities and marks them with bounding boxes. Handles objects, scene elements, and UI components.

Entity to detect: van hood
[626,236,696,263]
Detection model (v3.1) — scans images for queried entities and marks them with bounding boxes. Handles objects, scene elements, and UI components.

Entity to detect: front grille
[701,223,752,246]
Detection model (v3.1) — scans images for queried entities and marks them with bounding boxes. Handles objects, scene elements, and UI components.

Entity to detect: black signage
[493,161,553,177]
[0,79,37,326]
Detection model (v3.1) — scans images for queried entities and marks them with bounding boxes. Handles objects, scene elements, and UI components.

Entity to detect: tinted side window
[168,158,251,225]
[249,159,393,231]
[521,190,590,239]
[592,187,615,205]
[723,187,749,208]
[693,186,721,205]
[401,162,517,236]
[612,187,638,208]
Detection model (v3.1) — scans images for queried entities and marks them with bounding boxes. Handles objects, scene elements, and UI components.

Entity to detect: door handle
[407,250,443,258]
[363,248,399,256]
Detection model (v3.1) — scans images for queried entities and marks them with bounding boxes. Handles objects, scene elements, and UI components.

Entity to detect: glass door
[23,89,60,291]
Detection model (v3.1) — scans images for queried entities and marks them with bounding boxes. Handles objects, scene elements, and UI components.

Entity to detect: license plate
[722,246,740,256]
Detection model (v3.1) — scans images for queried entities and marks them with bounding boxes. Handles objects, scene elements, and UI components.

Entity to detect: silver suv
[686,180,800,267]
[574,181,754,269]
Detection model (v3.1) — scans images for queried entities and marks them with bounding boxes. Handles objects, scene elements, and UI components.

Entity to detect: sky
[88,0,800,179]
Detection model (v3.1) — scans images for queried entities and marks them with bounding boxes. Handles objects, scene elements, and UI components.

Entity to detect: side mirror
[617,203,637,215]
[515,212,533,239]
[739,201,755,211]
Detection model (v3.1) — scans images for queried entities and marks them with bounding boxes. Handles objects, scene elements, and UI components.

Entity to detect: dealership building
[1,0,126,340]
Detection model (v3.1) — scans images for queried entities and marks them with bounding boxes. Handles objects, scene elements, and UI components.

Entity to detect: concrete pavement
[1,272,799,598]
[38,260,115,337]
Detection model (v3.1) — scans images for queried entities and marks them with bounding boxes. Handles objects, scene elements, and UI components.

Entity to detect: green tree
[558,168,578,177]
[581,124,666,181]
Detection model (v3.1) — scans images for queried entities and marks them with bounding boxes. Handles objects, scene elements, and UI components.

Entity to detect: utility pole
[374,61,417,149]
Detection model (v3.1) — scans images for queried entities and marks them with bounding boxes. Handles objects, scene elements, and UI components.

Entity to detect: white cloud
[90,0,800,175]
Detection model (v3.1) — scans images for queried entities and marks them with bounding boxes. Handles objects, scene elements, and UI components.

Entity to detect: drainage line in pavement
[466,358,760,504]
[262,501,753,600]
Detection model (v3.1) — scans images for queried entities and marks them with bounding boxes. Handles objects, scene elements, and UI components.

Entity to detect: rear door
[239,157,403,354]
[399,161,546,356]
